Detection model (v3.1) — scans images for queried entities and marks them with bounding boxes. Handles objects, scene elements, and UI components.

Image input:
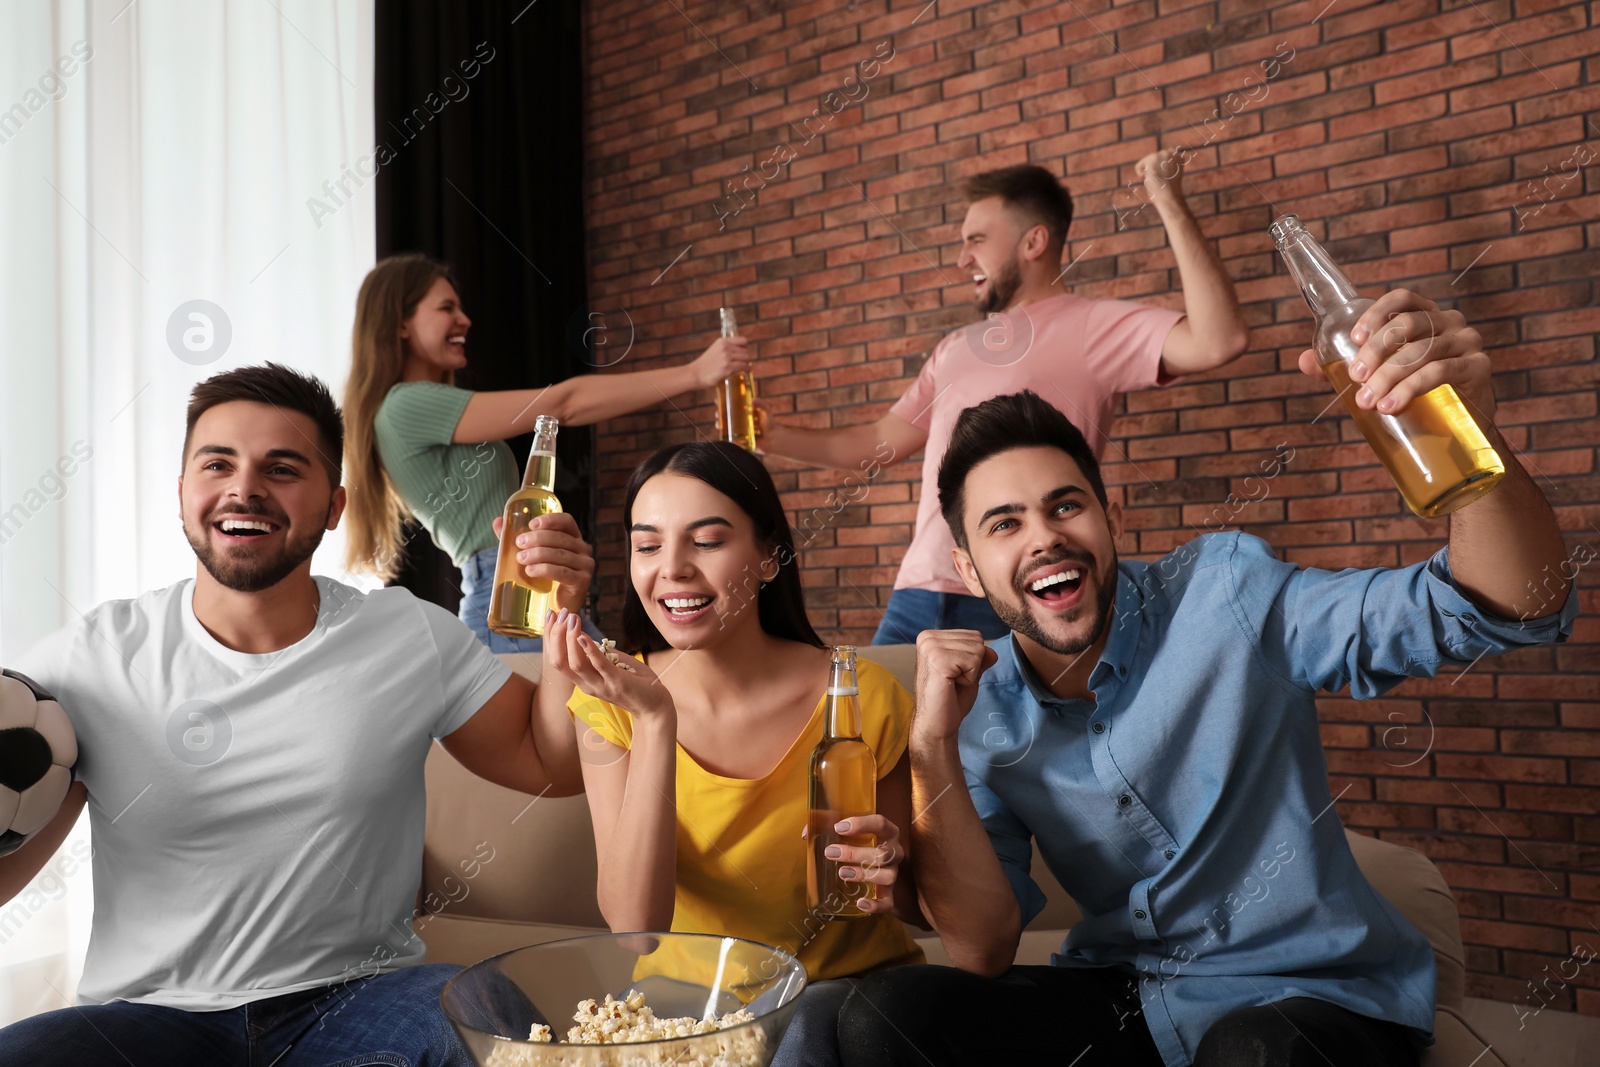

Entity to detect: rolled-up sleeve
[964,768,1049,927]
[1230,533,1578,698]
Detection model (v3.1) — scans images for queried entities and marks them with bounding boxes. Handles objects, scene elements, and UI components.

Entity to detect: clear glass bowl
[441,932,808,1066]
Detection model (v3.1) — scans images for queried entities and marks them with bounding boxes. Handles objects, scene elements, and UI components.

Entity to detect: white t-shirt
[12,575,512,1009]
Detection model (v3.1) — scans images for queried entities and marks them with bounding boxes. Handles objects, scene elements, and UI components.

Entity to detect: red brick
[1436,754,1568,783]
[1460,919,1573,953]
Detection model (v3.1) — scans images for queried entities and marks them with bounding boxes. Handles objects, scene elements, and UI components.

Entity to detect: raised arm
[758,407,927,473]
[1312,289,1570,620]
[546,612,678,933]
[1135,148,1250,377]
[450,336,750,443]
[908,630,1023,977]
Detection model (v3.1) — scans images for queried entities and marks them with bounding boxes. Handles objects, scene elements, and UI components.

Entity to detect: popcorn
[597,639,638,673]
[484,989,765,1067]
[561,989,752,1044]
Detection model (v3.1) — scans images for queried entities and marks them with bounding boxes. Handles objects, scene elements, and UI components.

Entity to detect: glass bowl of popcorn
[441,932,808,1066]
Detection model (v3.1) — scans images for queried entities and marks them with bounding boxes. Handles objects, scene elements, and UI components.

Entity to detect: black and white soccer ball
[0,668,77,857]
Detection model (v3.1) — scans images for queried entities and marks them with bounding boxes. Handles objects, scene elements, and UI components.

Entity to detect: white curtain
[0,0,375,1023]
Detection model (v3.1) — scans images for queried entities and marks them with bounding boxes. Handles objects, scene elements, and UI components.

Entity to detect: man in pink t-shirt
[757,154,1249,644]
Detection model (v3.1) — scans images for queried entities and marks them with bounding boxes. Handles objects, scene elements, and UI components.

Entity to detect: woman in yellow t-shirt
[542,441,923,1067]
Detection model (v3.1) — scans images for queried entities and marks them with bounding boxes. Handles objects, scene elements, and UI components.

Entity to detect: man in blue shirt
[833,290,1577,1066]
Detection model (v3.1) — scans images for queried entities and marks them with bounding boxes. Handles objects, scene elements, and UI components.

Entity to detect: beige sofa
[419,649,1508,1065]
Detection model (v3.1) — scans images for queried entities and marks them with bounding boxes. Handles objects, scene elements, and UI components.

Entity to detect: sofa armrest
[1345,829,1466,1010]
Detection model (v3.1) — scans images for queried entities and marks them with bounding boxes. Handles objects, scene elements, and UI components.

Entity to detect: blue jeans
[458,546,600,653]
[0,963,470,1067]
[870,588,1009,646]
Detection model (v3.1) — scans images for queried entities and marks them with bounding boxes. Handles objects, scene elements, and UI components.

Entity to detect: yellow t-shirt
[568,656,925,982]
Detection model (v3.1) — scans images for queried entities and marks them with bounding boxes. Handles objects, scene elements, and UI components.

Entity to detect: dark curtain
[373,0,596,618]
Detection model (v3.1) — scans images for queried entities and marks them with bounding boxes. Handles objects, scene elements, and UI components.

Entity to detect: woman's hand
[690,335,753,389]
[541,609,676,720]
[822,813,904,916]
[491,513,594,615]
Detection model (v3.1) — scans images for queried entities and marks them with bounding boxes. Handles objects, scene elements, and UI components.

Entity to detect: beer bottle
[807,646,877,919]
[487,415,563,637]
[1271,215,1504,518]
[716,307,760,452]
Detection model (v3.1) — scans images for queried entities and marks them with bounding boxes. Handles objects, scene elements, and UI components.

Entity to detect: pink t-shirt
[888,292,1183,595]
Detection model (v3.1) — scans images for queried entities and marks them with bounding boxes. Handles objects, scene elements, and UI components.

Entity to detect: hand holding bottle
[802,813,903,915]
[1294,288,1494,421]
[542,610,676,720]
[1273,216,1502,518]
[713,396,771,446]
[689,335,753,390]
[491,513,594,615]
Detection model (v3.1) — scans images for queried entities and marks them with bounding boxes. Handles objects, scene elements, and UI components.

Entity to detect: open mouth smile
[658,593,716,625]
[212,516,282,545]
[1024,561,1086,611]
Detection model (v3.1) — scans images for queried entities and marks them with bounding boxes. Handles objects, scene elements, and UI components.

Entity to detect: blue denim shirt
[961,532,1577,1067]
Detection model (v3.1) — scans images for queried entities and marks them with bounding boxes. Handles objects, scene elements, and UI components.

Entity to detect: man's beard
[185,504,327,593]
[976,249,1025,316]
[977,548,1118,656]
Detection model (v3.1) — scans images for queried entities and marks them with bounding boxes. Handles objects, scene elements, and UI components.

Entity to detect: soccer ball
[0,668,77,857]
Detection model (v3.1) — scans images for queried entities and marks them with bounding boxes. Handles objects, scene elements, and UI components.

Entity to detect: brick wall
[579,0,1600,1014]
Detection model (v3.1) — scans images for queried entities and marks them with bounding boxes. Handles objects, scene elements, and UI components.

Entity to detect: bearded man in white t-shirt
[753,152,1251,645]
[0,364,591,1067]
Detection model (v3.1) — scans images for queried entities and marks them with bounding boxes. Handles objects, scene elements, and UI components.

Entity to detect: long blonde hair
[342,253,458,580]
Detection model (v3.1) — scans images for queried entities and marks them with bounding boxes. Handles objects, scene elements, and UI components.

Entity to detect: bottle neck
[1278,231,1359,317]
[824,658,862,740]
[523,430,557,492]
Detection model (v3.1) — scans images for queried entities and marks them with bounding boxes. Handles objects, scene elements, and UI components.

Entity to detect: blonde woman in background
[343,253,749,651]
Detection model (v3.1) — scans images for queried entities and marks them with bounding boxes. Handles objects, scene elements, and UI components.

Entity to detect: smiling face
[180,401,345,592]
[962,196,1060,315]
[952,445,1122,657]
[627,472,778,649]
[398,275,471,377]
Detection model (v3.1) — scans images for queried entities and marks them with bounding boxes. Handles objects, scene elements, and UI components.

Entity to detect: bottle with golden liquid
[807,646,877,919]
[1270,215,1504,518]
[716,307,759,452]
[487,415,563,638]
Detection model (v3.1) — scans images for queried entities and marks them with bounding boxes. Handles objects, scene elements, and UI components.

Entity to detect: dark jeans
[836,964,1421,1067]
[0,963,470,1067]
[870,588,1009,646]
[770,977,853,1067]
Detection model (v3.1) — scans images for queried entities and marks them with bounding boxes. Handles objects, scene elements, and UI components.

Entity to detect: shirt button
[1134,909,1147,921]
[1118,794,1132,807]
[1092,722,1105,734]
[1164,849,1176,860]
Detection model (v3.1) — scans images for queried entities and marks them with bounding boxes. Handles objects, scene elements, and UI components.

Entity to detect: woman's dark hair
[937,390,1108,549]
[621,441,823,653]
